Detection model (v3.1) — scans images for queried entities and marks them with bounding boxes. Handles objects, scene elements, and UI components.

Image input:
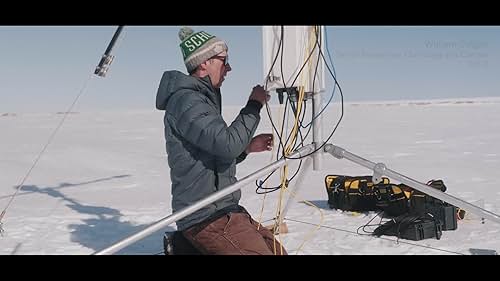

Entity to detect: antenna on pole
[94,26,124,77]
[0,26,126,235]
[262,26,326,170]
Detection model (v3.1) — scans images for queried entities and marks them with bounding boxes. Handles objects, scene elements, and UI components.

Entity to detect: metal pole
[311,25,325,171]
[281,156,313,219]
[94,144,315,255]
[324,143,500,225]
[94,26,124,77]
[103,26,124,55]
[312,91,323,170]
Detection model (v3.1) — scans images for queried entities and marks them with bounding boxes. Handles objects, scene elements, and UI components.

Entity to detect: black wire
[274,96,308,189]
[277,26,323,183]
[255,175,287,194]
[281,26,321,132]
[299,26,343,156]
[257,26,341,192]
[286,97,310,184]
[278,25,292,160]
[255,169,279,194]
[279,26,320,155]
[290,94,311,150]
[282,98,302,153]
[292,103,308,151]
[263,26,287,158]
[289,32,319,88]
[301,26,338,129]
[295,25,337,138]
[256,186,281,195]
[295,30,321,141]
[276,96,290,159]
[288,158,303,183]
[310,26,321,98]
[258,26,324,191]
[270,25,342,161]
[285,27,345,160]
[285,217,465,255]
[258,24,312,191]
[257,26,286,193]
[356,210,386,235]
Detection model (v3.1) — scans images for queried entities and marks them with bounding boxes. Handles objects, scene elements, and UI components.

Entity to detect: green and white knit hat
[178,27,228,73]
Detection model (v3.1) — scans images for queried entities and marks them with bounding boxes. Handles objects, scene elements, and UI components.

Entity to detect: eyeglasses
[212,55,229,66]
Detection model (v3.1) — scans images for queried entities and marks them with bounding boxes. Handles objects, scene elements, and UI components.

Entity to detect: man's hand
[246,134,273,154]
[249,85,270,105]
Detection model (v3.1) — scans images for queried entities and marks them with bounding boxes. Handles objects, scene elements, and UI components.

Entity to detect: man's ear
[193,60,211,76]
[198,60,210,71]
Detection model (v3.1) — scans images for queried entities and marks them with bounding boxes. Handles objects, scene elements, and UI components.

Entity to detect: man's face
[206,51,231,89]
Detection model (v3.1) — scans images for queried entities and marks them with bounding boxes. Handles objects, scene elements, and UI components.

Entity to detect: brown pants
[183,211,288,255]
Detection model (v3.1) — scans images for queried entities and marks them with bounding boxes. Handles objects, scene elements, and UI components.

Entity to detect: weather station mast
[262,26,326,171]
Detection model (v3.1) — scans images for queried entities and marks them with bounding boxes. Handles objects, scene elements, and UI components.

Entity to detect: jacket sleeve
[236,151,248,164]
[167,92,263,160]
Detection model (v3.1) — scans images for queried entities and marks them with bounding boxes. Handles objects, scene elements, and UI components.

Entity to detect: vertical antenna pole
[312,26,325,171]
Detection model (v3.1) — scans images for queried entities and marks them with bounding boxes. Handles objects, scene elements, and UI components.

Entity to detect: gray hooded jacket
[156,70,262,230]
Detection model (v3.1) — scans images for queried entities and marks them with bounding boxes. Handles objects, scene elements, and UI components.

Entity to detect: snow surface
[1,98,499,255]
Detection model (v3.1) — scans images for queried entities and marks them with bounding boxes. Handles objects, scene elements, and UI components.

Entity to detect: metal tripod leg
[272,156,313,233]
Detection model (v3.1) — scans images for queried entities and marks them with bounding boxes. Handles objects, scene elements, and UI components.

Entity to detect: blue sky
[1,26,499,112]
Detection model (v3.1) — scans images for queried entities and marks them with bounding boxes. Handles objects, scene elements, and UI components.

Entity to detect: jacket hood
[156,70,214,110]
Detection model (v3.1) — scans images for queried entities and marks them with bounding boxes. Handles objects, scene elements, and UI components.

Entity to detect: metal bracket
[275,87,312,104]
[94,54,115,77]
[266,75,281,83]
[372,163,387,184]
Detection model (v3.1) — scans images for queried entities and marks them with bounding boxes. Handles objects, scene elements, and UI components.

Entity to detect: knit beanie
[178,27,228,73]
